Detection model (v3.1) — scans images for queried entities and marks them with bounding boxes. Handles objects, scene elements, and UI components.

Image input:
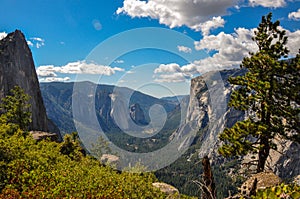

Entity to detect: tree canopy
[0,86,31,135]
[219,13,300,173]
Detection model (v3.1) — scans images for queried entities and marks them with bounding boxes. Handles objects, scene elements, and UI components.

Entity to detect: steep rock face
[182,69,300,179]
[176,69,246,159]
[0,30,61,140]
[129,103,147,125]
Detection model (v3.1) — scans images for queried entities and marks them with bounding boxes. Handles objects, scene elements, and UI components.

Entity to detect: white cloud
[36,65,57,77]
[29,37,45,48]
[117,0,237,31]
[177,45,192,53]
[27,40,33,47]
[115,59,125,64]
[191,16,225,36]
[154,26,300,82]
[154,72,191,83]
[0,32,7,40]
[153,63,199,82]
[36,60,125,78]
[39,77,70,82]
[288,8,300,20]
[285,29,300,56]
[194,26,300,72]
[194,27,257,71]
[249,0,286,8]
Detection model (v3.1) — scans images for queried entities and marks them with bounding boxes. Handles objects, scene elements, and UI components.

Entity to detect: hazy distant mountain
[160,95,189,104]
[40,81,182,152]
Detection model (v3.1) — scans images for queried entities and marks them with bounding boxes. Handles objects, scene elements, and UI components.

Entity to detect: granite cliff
[181,68,300,179]
[0,30,61,141]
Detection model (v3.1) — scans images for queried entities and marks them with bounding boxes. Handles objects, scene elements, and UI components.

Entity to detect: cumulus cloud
[194,27,258,69]
[0,32,7,40]
[153,63,199,82]
[249,0,286,8]
[177,45,192,53]
[117,0,237,32]
[195,26,300,71]
[285,29,300,56]
[36,65,58,77]
[154,26,300,82]
[36,60,125,78]
[39,77,71,82]
[288,8,300,20]
[191,16,225,35]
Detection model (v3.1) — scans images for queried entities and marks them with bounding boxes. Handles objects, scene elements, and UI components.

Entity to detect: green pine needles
[0,86,31,134]
[219,13,300,173]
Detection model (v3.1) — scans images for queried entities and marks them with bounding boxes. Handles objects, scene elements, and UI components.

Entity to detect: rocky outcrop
[30,131,59,142]
[227,172,281,199]
[181,68,300,179]
[240,172,281,196]
[0,30,61,141]
[152,182,180,199]
[130,103,147,125]
[100,154,120,166]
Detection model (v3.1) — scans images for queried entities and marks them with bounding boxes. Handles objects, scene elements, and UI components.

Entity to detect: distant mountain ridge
[40,81,182,152]
[0,30,61,140]
[40,81,177,133]
[161,95,189,103]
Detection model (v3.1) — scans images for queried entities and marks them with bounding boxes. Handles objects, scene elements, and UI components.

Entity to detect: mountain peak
[0,30,61,141]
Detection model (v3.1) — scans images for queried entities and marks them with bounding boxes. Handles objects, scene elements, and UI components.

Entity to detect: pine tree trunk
[257,75,273,173]
[257,136,270,172]
[201,156,216,199]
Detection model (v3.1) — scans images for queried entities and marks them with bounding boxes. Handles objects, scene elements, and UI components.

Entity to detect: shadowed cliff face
[0,30,61,141]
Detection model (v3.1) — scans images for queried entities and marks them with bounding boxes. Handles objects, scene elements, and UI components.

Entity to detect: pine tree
[0,86,31,132]
[218,13,300,173]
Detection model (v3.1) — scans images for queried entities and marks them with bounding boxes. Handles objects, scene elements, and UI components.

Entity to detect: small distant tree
[60,132,85,160]
[219,13,300,173]
[0,86,31,132]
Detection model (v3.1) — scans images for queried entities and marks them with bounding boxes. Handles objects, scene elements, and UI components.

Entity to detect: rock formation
[0,30,61,141]
[130,103,147,125]
[179,68,300,179]
[30,131,59,142]
[152,182,180,199]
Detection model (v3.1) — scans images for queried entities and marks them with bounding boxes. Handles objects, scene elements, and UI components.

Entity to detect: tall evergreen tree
[218,13,300,173]
[0,86,31,132]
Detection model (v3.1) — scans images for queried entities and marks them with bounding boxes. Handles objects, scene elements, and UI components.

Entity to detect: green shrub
[253,183,300,199]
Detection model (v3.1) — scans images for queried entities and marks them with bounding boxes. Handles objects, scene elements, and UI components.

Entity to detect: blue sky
[0,0,299,97]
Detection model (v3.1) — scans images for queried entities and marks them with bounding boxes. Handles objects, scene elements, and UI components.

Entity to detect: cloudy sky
[0,0,299,97]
